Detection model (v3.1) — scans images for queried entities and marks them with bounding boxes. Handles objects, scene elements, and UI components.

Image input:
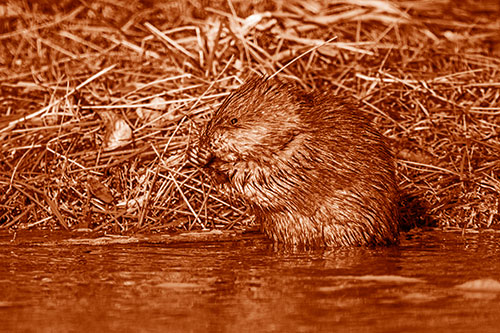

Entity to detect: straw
[1,0,499,232]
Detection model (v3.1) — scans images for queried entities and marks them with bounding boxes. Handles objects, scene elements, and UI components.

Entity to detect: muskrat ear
[230,118,238,125]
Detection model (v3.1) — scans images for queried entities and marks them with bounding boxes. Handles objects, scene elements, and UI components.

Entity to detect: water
[1,229,500,333]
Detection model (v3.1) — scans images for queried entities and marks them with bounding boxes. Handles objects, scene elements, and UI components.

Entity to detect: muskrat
[189,76,400,247]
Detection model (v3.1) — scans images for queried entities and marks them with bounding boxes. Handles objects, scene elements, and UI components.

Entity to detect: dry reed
[1,0,499,234]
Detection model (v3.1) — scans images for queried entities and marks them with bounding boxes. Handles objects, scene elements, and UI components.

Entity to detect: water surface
[1,230,500,332]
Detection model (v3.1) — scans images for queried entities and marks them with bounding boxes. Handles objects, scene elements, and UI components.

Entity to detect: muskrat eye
[230,118,238,125]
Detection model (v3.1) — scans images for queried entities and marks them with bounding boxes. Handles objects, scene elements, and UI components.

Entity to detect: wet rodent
[189,76,400,247]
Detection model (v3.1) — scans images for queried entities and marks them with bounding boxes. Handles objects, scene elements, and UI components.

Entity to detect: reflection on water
[1,230,500,332]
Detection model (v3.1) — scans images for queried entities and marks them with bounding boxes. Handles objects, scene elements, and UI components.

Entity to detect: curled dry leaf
[88,176,115,204]
[136,96,180,125]
[230,12,270,37]
[101,110,132,150]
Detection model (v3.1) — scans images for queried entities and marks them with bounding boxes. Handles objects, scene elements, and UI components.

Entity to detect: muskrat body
[190,77,400,247]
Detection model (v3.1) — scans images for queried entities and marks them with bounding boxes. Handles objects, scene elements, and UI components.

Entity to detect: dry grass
[1,0,499,233]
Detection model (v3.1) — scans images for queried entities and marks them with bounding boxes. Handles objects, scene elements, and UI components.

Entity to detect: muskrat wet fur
[190,76,400,247]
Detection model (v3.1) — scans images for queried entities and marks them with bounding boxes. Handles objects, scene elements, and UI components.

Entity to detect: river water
[1,229,500,333]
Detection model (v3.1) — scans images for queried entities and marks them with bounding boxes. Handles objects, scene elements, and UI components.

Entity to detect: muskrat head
[194,77,304,173]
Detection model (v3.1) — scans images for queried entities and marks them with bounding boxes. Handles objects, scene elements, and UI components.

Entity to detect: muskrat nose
[187,144,214,168]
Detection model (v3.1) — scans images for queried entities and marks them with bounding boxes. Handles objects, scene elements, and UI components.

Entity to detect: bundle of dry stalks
[1,0,499,233]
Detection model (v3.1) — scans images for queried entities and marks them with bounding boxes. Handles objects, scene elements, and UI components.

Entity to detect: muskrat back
[190,76,400,247]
